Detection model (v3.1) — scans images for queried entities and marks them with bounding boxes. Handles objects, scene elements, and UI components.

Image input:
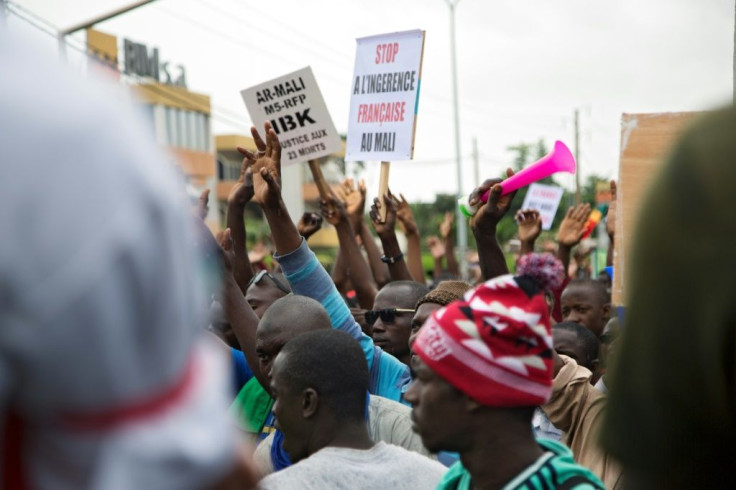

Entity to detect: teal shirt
[437,439,604,490]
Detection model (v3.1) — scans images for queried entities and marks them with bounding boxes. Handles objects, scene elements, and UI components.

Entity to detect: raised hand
[439,212,454,240]
[469,168,518,235]
[339,178,366,230]
[515,209,542,244]
[427,236,446,260]
[320,194,349,227]
[396,193,419,236]
[215,228,235,274]
[369,192,399,237]
[236,121,281,208]
[606,180,617,238]
[297,212,323,239]
[557,203,591,247]
[228,156,255,207]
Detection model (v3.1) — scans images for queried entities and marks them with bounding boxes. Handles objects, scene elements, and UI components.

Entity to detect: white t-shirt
[253,394,432,477]
[259,442,446,490]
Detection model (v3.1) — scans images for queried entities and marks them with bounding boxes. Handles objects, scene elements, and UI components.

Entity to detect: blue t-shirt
[230,347,253,396]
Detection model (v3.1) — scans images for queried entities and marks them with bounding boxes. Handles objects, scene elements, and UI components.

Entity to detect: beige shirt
[253,394,432,477]
[542,355,623,489]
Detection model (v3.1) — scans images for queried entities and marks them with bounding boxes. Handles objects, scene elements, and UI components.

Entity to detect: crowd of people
[3,26,736,490]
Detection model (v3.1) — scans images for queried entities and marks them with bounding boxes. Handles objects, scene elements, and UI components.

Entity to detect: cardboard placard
[346,30,425,161]
[520,183,565,230]
[612,112,699,305]
[241,66,342,166]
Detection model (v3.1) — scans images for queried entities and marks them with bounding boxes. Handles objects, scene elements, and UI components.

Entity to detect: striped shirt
[437,439,604,490]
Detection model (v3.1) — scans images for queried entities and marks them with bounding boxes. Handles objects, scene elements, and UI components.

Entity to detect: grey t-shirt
[259,442,446,489]
[253,394,433,477]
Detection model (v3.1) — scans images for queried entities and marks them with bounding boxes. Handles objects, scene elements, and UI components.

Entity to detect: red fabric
[414,274,554,407]
[60,354,197,432]
[551,276,570,323]
[2,411,27,490]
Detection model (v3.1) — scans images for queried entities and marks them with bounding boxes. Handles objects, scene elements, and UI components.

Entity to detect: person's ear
[602,302,611,321]
[302,388,319,419]
[589,358,600,375]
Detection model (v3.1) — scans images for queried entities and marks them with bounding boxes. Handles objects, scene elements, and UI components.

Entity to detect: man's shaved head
[255,295,332,381]
[258,295,331,339]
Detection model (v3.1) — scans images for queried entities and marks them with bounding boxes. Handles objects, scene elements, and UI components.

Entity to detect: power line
[6,4,250,132]
[195,0,349,69]
[172,0,572,135]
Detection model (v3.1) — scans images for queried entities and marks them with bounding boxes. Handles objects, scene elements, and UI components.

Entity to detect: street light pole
[58,0,158,60]
[446,0,467,279]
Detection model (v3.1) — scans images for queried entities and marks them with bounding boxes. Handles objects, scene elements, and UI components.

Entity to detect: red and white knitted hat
[413,253,564,407]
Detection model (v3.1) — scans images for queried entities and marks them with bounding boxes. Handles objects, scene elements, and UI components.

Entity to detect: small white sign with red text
[521,183,565,230]
[346,30,425,161]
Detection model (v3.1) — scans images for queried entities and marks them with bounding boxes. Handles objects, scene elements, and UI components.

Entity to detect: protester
[553,322,600,376]
[407,254,604,489]
[219,123,420,473]
[368,281,430,366]
[560,279,611,338]
[253,392,432,476]
[542,351,622,488]
[469,170,520,281]
[369,193,419,283]
[0,31,256,489]
[602,108,736,489]
[408,281,474,370]
[259,330,445,489]
[321,192,379,309]
[396,193,427,283]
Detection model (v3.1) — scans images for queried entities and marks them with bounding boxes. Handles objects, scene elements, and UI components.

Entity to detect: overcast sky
[8,0,735,201]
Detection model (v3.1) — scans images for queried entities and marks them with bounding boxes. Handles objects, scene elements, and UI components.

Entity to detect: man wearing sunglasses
[221,123,418,474]
[366,281,429,367]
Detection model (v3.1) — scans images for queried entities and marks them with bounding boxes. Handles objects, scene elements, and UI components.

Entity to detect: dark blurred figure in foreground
[0,31,255,489]
[602,108,736,489]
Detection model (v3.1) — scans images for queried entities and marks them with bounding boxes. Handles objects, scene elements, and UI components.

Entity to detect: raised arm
[440,212,460,277]
[346,180,390,287]
[468,168,518,280]
[369,193,414,282]
[227,150,257,295]
[216,228,269,393]
[396,194,426,283]
[296,211,323,241]
[516,209,542,256]
[321,193,378,309]
[246,123,409,400]
[426,236,445,280]
[556,203,590,277]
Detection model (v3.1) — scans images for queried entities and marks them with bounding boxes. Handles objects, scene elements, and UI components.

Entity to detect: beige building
[87,28,219,232]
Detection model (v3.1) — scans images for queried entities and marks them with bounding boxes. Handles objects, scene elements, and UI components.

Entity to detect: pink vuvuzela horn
[459,140,576,217]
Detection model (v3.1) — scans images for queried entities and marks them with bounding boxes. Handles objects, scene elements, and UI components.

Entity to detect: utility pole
[574,108,581,205]
[472,137,479,188]
[445,0,467,279]
[733,0,736,100]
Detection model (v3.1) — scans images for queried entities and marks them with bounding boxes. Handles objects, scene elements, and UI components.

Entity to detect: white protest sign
[521,183,565,230]
[346,30,425,161]
[241,66,342,166]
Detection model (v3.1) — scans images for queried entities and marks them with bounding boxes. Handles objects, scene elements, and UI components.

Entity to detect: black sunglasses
[246,270,291,294]
[364,308,415,326]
